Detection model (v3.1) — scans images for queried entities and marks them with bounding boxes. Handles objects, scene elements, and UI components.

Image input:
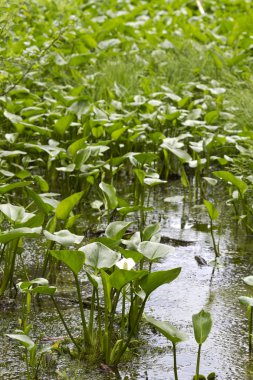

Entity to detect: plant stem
[196,344,202,380]
[121,288,126,340]
[210,220,219,257]
[74,274,91,347]
[249,306,253,353]
[89,287,96,343]
[51,296,80,351]
[172,343,178,380]
[25,351,30,380]
[112,297,147,365]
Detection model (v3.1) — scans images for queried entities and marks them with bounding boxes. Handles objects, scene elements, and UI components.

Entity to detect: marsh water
[1,180,253,380]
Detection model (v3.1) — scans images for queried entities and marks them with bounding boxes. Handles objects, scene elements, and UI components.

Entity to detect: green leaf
[105,221,133,240]
[50,250,85,275]
[0,204,35,224]
[18,278,49,292]
[101,269,112,312]
[6,334,34,350]
[203,199,219,221]
[140,268,181,297]
[238,296,253,307]
[56,191,84,220]
[4,110,22,124]
[204,110,219,124]
[138,241,174,261]
[0,227,42,244]
[134,168,145,185]
[192,309,212,344]
[79,242,120,270]
[33,175,49,192]
[54,114,74,136]
[110,269,148,291]
[26,188,53,214]
[26,285,56,296]
[20,212,44,228]
[143,223,160,242]
[75,148,91,170]
[243,276,253,287]
[144,314,188,344]
[213,171,248,197]
[203,177,218,187]
[144,178,167,186]
[0,181,32,194]
[43,230,83,246]
[67,138,86,157]
[99,182,118,210]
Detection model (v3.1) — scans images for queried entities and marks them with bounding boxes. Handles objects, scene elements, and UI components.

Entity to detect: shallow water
[1,180,253,379]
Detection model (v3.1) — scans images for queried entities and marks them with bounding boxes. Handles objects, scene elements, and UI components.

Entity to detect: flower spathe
[116,257,135,270]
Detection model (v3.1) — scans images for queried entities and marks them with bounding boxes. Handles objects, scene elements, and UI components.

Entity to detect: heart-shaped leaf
[79,242,120,270]
[50,250,85,275]
[138,241,174,261]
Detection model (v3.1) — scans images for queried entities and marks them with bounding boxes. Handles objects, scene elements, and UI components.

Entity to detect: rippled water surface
[1,180,253,379]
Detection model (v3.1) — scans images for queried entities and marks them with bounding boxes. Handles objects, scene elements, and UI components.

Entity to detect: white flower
[116,258,135,270]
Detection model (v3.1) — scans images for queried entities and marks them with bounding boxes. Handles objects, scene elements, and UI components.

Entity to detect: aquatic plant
[44,221,181,365]
[6,278,56,380]
[203,199,220,258]
[144,314,188,380]
[239,275,253,353]
[192,309,212,380]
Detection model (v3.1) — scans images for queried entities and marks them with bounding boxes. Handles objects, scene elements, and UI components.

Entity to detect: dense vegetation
[1,0,253,379]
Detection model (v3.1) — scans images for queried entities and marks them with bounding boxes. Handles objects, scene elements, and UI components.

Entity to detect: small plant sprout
[7,278,56,380]
[144,314,188,380]
[203,199,220,258]
[239,275,253,353]
[192,309,213,380]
